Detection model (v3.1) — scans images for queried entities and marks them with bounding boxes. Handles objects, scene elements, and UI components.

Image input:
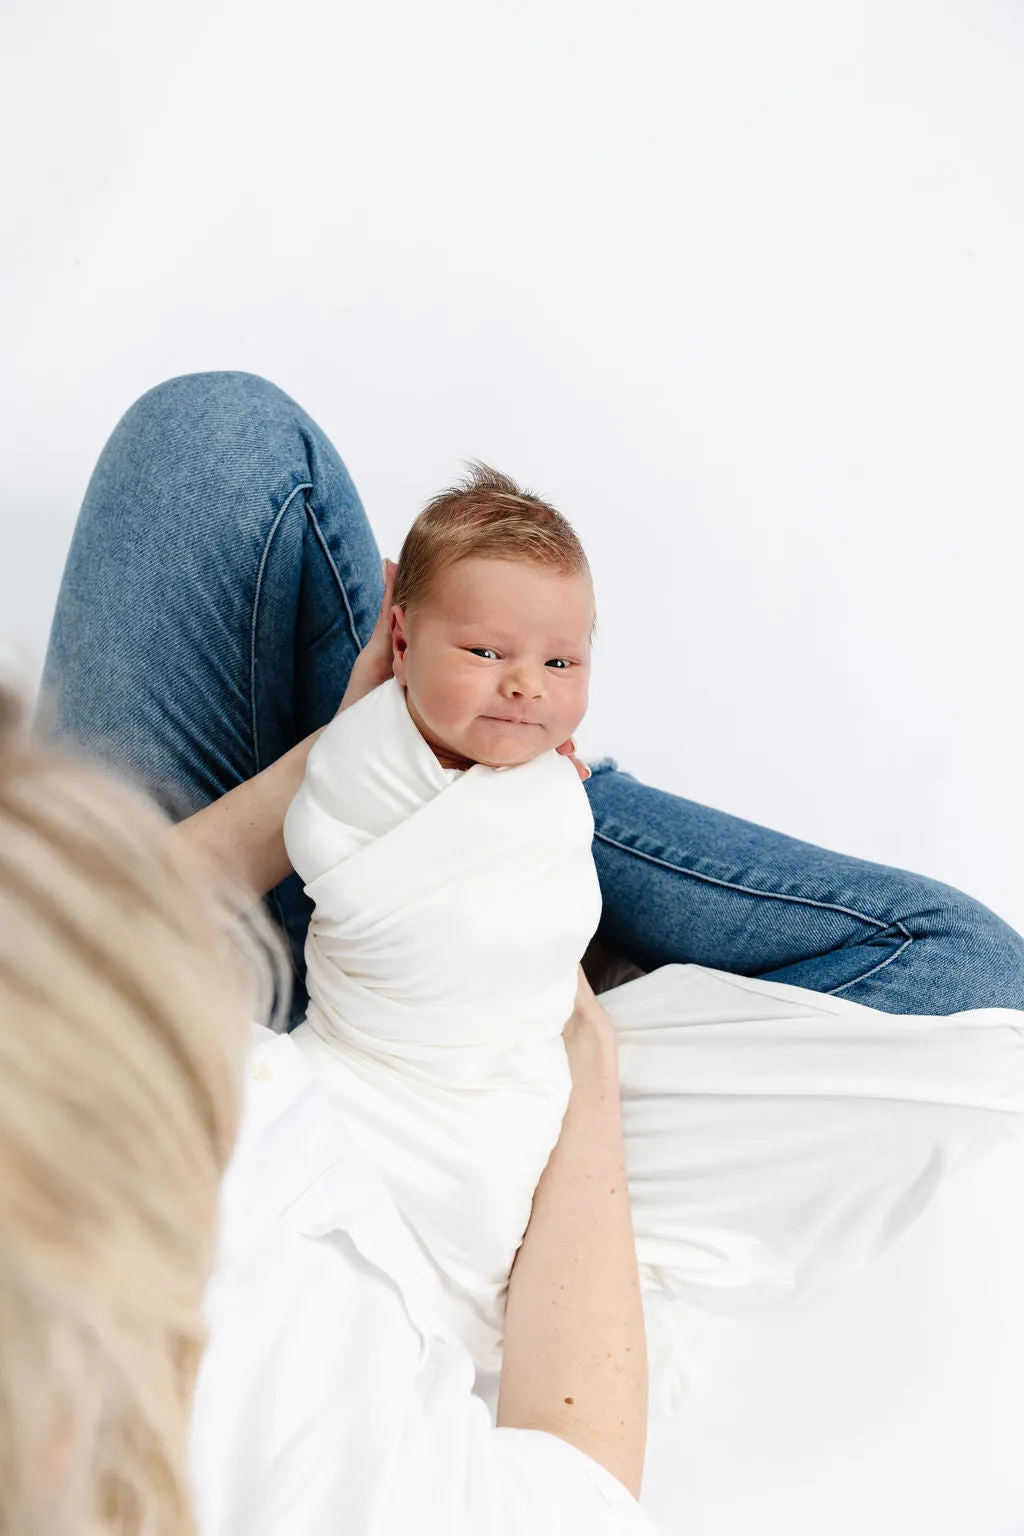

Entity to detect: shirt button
[251,1060,272,1084]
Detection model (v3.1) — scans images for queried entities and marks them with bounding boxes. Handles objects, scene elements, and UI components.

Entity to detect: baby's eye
[466,648,574,668]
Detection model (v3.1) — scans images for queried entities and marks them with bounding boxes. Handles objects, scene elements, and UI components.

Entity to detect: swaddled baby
[284,464,606,1373]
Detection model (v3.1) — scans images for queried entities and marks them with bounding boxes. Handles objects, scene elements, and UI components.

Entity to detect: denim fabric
[40,370,383,1024]
[584,758,1024,1014]
[39,371,1024,1027]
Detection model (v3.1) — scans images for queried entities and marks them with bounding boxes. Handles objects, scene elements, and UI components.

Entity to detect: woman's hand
[339,558,592,785]
[562,963,620,1085]
[556,739,591,783]
[336,559,400,716]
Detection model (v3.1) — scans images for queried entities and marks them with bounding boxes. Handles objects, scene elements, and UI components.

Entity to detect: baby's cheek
[435,677,488,739]
[450,673,490,717]
[558,684,589,736]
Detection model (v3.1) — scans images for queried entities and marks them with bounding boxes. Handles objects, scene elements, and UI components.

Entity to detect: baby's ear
[390,606,408,682]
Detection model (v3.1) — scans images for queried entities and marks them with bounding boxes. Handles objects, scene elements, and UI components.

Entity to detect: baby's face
[391,557,594,770]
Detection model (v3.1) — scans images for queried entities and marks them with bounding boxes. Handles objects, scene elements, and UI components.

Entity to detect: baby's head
[390,461,596,770]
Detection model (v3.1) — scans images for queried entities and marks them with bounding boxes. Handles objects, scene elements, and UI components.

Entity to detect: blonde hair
[0,684,289,1536]
[393,460,597,632]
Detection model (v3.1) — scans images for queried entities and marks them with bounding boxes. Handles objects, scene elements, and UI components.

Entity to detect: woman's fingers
[335,559,399,715]
[379,559,397,625]
[366,558,396,650]
[575,962,597,1010]
[555,738,591,782]
[564,964,620,1080]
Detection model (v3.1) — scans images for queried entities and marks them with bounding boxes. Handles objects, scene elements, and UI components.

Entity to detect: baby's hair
[393,460,597,636]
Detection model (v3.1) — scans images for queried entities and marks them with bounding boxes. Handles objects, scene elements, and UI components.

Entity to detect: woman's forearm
[496,1017,648,1501]
[174,727,326,899]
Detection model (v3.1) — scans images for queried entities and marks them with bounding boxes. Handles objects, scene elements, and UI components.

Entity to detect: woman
[0,685,285,1533]
[0,682,655,1532]
[25,371,1024,1529]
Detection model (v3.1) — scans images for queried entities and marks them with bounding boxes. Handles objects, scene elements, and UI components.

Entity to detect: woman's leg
[39,371,384,1029]
[583,757,1024,1014]
[42,372,1023,1026]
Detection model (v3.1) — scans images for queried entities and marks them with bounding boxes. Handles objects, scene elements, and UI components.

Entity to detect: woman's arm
[497,967,649,1501]
[175,728,326,898]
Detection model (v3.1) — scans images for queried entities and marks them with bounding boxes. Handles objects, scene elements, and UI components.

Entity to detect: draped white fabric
[284,679,1024,1416]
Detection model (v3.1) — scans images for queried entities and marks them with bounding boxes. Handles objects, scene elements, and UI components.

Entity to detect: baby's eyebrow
[451,623,586,649]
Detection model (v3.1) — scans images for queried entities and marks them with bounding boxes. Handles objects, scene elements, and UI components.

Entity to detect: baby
[386,461,597,777]
[282,460,607,1378]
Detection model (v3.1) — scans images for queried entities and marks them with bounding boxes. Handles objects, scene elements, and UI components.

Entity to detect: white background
[2,1,1023,1530]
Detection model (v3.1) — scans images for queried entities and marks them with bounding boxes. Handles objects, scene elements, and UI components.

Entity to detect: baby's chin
[478,744,550,769]
[442,718,560,770]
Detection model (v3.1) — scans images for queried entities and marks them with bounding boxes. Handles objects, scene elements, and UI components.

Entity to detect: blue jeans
[39,371,1024,1029]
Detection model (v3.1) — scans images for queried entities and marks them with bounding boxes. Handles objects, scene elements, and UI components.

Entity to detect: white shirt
[190,1025,661,1535]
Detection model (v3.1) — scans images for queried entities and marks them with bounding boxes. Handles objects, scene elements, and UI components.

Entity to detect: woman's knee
[946,896,1024,1010]
[128,369,289,419]
[896,885,1024,1012]
[111,371,307,470]
[79,370,332,569]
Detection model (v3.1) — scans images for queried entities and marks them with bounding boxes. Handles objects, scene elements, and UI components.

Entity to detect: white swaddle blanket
[285,678,1024,1416]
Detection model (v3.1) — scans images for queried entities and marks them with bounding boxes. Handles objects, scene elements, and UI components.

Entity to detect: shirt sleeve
[192,1219,662,1536]
[391,1338,662,1536]
[478,1423,662,1535]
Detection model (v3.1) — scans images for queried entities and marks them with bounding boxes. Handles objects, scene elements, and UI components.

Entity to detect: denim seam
[593,828,919,996]
[592,829,897,931]
[825,935,915,996]
[249,482,313,772]
[303,500,363,654]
